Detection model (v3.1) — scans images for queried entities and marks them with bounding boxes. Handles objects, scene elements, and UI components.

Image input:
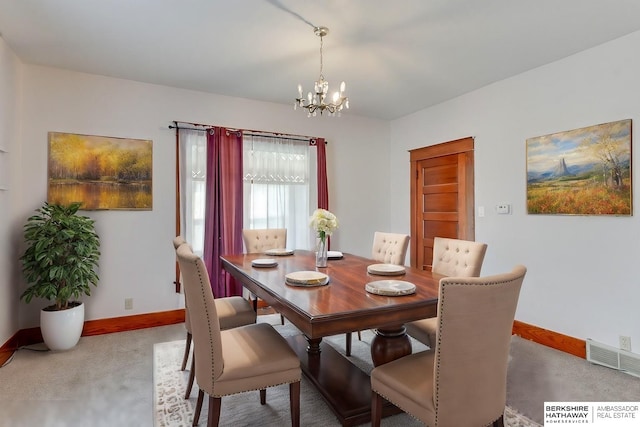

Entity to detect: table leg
[371,325,412,366]
[306,337,322,354]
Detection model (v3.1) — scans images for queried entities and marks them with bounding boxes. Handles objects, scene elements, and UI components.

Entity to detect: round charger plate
[251,258,278,267]
[365,280,416,296]
[285,271,330,287]
[367,263,406,276]
[264,248,295,256]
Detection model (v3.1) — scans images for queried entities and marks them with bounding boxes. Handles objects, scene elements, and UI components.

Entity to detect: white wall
[13,65,389,329]
[0,37,21,346]
[390,30,640,349]
[8,30,637,351]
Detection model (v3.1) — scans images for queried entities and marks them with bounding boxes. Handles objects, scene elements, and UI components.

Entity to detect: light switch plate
[496,203,511,214]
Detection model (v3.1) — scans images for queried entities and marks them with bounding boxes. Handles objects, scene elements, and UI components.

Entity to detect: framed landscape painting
[48,132,153,210]
[526,119,632,216]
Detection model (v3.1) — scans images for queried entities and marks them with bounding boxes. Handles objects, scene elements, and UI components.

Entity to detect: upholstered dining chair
[405,237,487,348]
[371,265,527,427]
[242,228,287,324]
[173,236,193,373]
[172,237,257,399]
[176,244,301,427]
[242,228,287,254]
[371,231,411,265]
[345,231,410,356]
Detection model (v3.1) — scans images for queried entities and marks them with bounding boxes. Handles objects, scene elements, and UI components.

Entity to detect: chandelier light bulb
[294,26,349,117]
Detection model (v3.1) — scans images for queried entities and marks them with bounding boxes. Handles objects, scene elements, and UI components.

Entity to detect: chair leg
[181,332,192,371]
[207,395,221,427]
[280,313,285,325]
[357,330,362,341]
[193,389,204,427]
[185,355,195,399]
[260,389,266,405]
[345,332,352,356]
[371,391,383,427]
[493,415,505,427]
[290,381,300,427]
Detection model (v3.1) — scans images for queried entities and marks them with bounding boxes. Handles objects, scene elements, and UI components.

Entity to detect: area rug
[154,316,541,426]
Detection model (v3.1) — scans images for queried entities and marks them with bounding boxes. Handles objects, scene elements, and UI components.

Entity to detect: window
[242,134,316,251]
[178,129,316,254]
[178,129,207,256]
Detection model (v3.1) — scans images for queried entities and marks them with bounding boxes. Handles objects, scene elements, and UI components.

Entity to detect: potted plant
[20,201,100,350]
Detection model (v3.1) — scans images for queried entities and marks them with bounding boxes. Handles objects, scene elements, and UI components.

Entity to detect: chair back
[242,228,287,253]
[173,236,191,332]
[432,237,487,277]
[433,265,526,426]
[371,232,410,265]
[175,244,223,393]
[173,235,186,249]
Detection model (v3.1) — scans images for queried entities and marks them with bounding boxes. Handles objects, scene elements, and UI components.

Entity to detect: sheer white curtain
[179,129,317,256]
[243,134,316,251]
[178,128,207,256]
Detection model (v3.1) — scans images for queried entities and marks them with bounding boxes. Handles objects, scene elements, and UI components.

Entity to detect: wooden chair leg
[493,415,505,427]
[260,389,266,405]
[357,330,362,340]
[181,332,192,371]
[371,391,383,427]
[192,389,204,427]
[290,381,300,427]
[185,355,195,399]
[207,395,221,427]
[280,313,285,325]
[345,332,352,356]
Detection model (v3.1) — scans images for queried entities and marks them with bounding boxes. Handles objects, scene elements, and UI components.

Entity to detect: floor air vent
[586,339,640,377]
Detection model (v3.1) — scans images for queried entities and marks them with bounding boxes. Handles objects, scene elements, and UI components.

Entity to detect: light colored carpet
[154,316,541,426]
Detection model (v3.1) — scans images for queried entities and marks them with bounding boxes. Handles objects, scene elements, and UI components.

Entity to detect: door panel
[410,137,474,270]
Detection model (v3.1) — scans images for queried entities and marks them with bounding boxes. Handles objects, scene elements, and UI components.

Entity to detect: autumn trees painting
[48,132,152,210]
[526,119,631,215]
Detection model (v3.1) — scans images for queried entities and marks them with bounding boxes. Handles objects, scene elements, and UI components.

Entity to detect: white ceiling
[2,0,640,120]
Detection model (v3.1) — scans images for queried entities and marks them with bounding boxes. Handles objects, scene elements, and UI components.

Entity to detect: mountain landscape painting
[526,119,631,215]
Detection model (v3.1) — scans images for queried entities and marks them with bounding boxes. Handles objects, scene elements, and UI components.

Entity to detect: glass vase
[316,237,328,268]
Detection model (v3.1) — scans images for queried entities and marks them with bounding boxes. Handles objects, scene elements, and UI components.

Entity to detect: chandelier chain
[319,33,324,81]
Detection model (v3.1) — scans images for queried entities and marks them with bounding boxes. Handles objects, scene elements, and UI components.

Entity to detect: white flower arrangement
[310,208,338,241]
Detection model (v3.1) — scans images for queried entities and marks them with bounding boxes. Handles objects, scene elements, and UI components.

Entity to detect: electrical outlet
[125,298,133,310]
[619,335,632,352]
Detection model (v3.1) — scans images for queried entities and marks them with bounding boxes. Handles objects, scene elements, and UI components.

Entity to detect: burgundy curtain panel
[316,137,328,210]
[315,137,330,248]
[203,128,244,297]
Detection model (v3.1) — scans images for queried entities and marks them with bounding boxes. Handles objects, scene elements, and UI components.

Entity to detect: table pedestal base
[286,334,401,427]
[371,325,412,366]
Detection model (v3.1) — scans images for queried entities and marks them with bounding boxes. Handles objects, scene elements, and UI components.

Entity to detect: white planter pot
[40,302,85,351]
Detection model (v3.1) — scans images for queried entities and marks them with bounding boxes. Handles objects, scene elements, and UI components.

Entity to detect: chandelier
[295,26,349,117]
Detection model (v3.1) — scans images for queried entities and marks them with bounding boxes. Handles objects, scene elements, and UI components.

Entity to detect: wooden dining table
[220,250,441,426]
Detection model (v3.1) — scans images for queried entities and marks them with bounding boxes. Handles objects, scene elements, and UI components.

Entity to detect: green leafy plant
[20,202,100,311]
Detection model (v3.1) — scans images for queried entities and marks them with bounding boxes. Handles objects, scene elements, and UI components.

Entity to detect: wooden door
[410,137,475,270]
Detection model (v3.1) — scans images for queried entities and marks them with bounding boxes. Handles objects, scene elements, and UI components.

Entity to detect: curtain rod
[169,121,327,144]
